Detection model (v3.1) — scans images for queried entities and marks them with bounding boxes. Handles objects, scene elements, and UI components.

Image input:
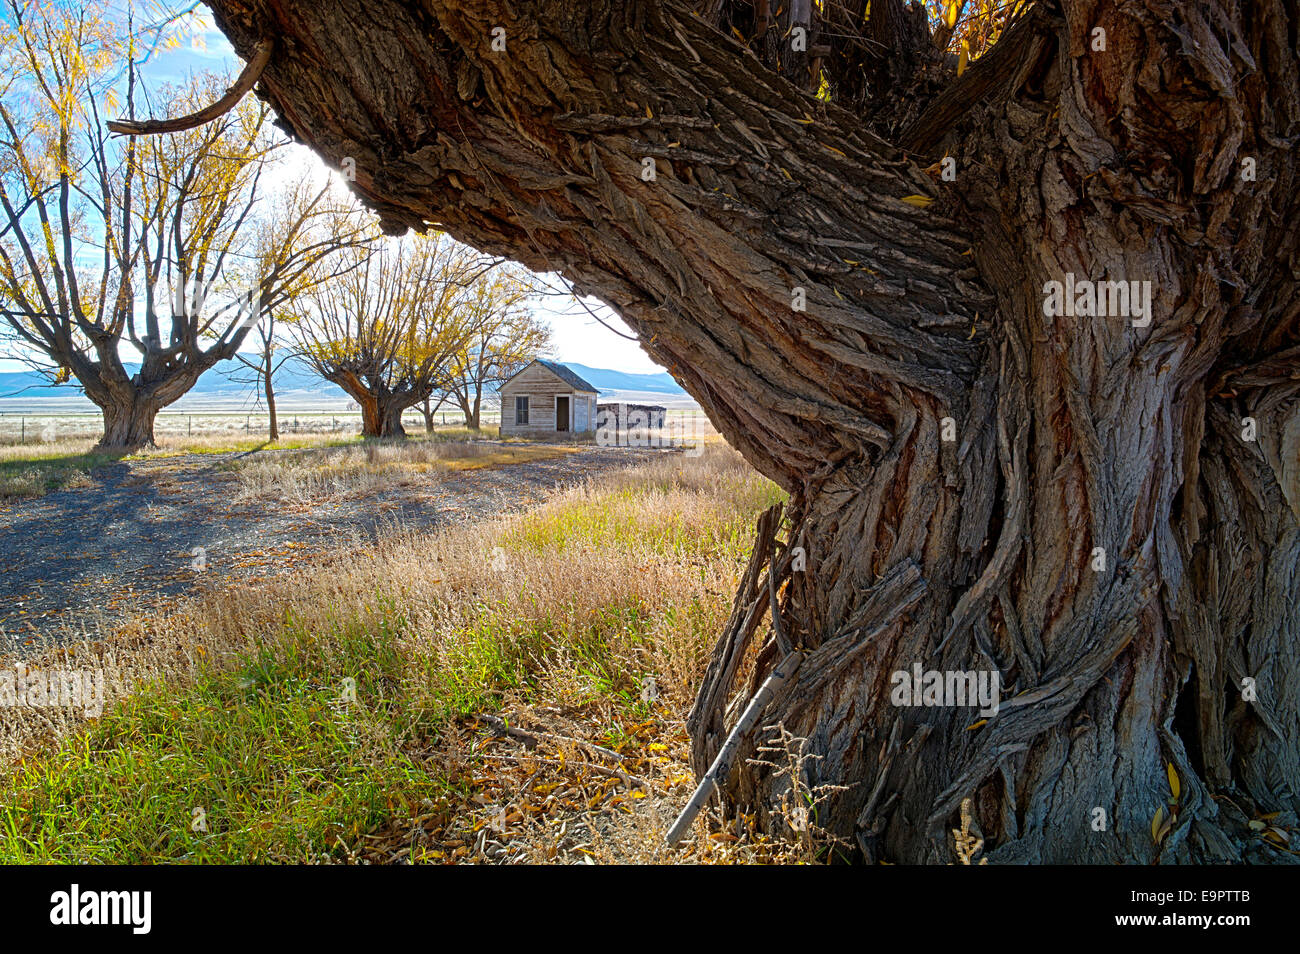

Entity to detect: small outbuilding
[596,402,667,431]
[499,359,599,437]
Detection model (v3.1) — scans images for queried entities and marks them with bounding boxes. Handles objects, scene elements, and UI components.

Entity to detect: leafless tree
[231,180,375,441]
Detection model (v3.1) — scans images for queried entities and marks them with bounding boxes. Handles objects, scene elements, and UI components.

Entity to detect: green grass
[501,482,782,560]
[0,622,448,863]
[0,450,120,497]
[0,596,681,863]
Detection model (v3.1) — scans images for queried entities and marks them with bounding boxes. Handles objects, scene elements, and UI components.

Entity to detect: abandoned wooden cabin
[498,359,599,437]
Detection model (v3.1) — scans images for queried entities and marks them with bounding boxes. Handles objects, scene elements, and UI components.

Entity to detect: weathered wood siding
[500,364,596,436]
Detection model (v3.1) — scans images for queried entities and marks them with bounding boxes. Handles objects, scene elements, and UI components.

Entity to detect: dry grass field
[230,440,577,503]
[0,441,827,863]
[0,426,495,499]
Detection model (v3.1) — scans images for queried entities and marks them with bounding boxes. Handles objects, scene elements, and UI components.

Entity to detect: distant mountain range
[560,363,683,395]
[0,357,687,413]
[0,357,335,410]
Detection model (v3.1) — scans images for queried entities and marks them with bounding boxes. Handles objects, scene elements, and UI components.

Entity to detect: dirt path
[0,445,664,649]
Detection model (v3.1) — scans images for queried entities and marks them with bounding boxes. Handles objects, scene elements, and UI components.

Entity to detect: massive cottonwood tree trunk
[204,0,1300,862]
[97,392,163,449]
[325,370,414,438]
[89,360,211,449]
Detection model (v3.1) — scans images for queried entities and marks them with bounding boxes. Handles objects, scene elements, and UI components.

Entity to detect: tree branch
[899,4,1057,157]
[106,39,273,136]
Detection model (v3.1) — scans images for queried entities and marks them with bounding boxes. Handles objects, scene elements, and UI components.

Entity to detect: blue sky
[1,2,662,375]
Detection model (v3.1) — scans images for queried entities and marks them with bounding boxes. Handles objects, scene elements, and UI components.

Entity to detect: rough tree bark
[98,391,163,449]
[203,0,1300,862]
[89,359,212,449]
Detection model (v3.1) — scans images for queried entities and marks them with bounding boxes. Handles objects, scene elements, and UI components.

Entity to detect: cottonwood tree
[202,0,1300,862]
[444,266,550,429]
[292,232,485,437]
[0,2,145,439]
[0,3,289,448]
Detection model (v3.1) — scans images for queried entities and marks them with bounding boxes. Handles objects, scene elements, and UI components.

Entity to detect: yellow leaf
[645,104,653,119]
[944,0,959,29]
[965,719,987,731]
[1152,805,1167,843]
[1167,762,1180,802]
[900,194,934,208]
[957,41,969,77]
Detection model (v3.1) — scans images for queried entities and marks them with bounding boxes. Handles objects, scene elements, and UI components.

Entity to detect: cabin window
[515,395,529,425]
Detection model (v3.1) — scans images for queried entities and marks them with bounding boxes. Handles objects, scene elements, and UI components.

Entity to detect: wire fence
[0,408,506,445]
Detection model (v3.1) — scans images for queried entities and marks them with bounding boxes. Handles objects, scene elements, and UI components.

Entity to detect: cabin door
[556,396,570,432]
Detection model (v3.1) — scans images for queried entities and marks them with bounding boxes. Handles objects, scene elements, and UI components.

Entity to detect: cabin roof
[501,359,599,394]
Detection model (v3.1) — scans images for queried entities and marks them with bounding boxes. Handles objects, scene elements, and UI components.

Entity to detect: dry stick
[665,649,804,848]
[473,712,624,763]
[106,39,274,136]
[768,549,791,656]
